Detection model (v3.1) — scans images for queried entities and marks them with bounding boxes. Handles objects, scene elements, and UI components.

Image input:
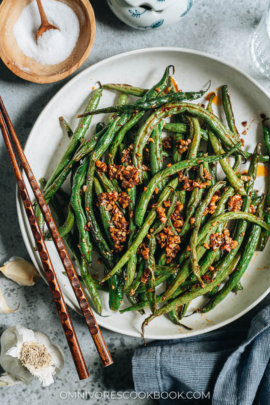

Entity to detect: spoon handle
[36,0,50,26]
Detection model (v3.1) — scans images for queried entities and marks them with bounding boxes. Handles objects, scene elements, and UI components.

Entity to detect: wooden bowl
[0,0,95,83]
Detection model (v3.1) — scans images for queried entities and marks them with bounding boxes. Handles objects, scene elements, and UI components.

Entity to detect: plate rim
[17,46,270,339]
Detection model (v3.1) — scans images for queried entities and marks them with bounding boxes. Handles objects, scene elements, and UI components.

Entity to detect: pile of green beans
[37,68,270,334]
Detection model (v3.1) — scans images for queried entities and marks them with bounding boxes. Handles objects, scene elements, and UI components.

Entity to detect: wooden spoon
[36,0,60,42]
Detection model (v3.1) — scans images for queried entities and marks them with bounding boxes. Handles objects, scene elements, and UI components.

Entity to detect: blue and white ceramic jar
[106,0,195,30]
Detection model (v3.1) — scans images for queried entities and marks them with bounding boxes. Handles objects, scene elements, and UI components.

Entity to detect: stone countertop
[1,0,270,404]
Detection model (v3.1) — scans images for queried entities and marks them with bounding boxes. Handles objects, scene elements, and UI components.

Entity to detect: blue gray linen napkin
[132,305,270,404]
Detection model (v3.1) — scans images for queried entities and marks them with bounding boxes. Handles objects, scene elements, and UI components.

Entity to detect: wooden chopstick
[0,97,113,370]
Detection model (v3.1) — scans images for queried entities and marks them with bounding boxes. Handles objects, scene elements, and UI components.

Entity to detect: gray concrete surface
[1,0,270,404]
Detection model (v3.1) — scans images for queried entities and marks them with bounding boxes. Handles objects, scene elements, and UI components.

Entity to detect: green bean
[162,150,170,159]
[85,164,114,269]
[70,159,93,263]
[166,102,239,145]
[186,117,201,160]
[149,120,166,191]
[118,93,128,105]
[204,252,241,304]
[135,142,241,227]
[180,182,204,237]
[177,185,234,268]
[164,123,209,141]
[120,245,222,314]
[96,170,122,193]
[233,153,242,172]
[85,119,131,306]
[259,211,270,251]
[167,277,191,329]
[135,273,173,294]
[201,199,264,313]
[165,103,266,164]
[172,131,185,163]
[60,116,73,138]
[43,146,97,202]
[149,120,164,176]
[93,177,113,248]
[157,250,167,266]
[107,94,128,126]
[197,211,269,244]
[154,264,179,276]
[100,178,179,283]
[260,123,270,250]
[92,174,124,311]
[46,179,102,313]
[124,185,137,291]
[208,285,219,297]
[185,248,222,292]
[233,282,243,293]
[104,65,173,102]
[143,169,151,187]
[71,125,108,162]
[263,121,270,154]
[164,184,264,302]
[44,88,102,192]
[257,154,270,162]
[153,192,177,235]
[77,90,207,118]
[79,258,103,314]
[202,189,257,282]
[210,136,246,194]
[140,65,175,103]
[108,112,145,165]
[145,235,157,313]
[104,83,147,97]
[45,205,75,240]
[207,96,246,195]
[190,181,225,286]
[120,291,163,313]
[126,294,145,315]
[141,248,244,333]
[127,260,145,295]
[221,85,240,140]
[74,115,123,162]
[134,98,237,181]
[95,122,106,134]
[133,108,179,181]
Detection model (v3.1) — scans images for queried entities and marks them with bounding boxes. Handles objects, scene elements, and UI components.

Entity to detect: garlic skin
[1,257,40,286]
[0,372,21,387]
[0,286,19,314]
[0,326,65,387]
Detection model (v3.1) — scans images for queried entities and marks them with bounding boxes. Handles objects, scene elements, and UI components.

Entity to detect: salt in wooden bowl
[0,0,95,83]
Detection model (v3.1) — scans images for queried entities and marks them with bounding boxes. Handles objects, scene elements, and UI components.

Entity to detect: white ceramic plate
[17,47,270,339]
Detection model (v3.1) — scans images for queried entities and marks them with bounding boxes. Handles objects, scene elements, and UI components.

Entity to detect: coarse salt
[13,0,80,66]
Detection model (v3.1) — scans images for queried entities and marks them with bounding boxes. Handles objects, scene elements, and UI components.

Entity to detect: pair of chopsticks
[0,97,113,379]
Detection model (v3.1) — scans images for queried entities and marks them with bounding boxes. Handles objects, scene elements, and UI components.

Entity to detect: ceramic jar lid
[125,0,178,12]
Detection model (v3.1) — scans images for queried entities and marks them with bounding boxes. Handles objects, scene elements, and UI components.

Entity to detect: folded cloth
[132,305,270,404]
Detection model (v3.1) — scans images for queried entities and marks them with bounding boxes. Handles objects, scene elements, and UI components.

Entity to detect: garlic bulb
[0,326,65,387]
[0,286,19,314]
[0,257,40,286]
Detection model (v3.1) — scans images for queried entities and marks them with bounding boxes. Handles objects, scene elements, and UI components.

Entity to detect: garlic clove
[0,372,22,387]
[1,257,40,286]
[0,286,19,314]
